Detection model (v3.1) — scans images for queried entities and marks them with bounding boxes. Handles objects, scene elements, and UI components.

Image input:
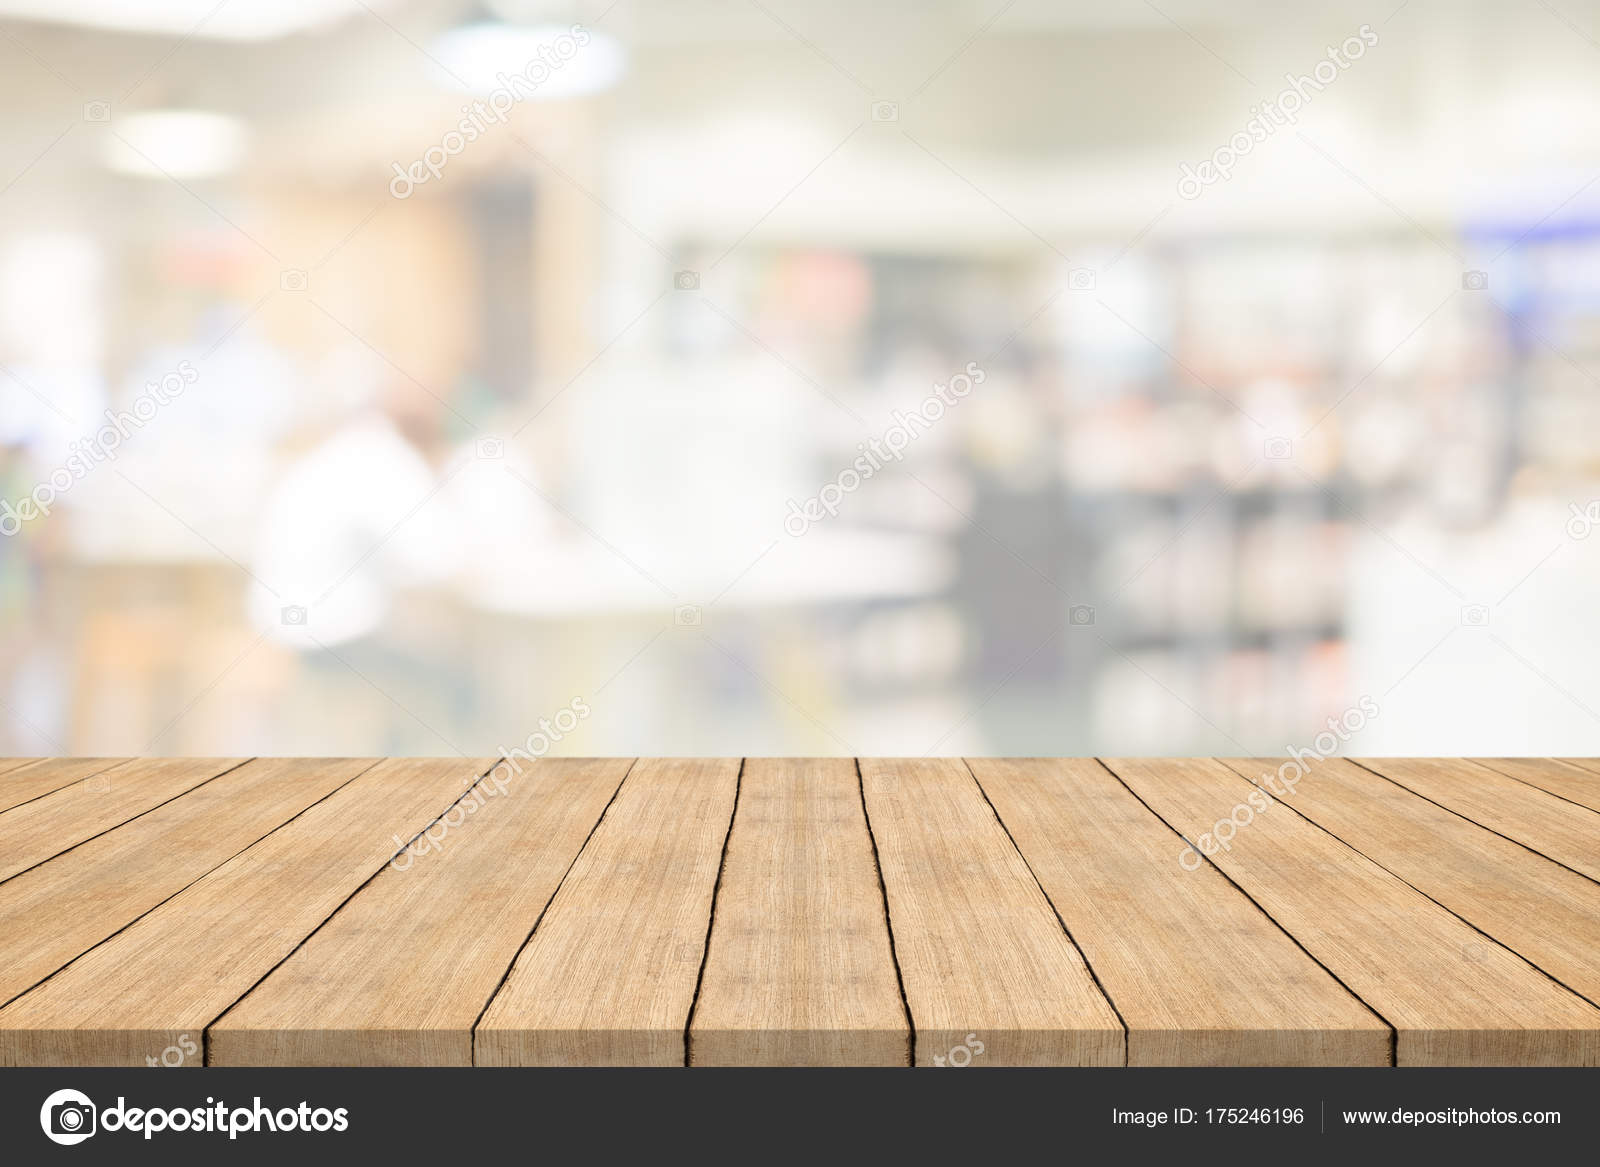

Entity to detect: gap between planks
[4,758,1599,1067]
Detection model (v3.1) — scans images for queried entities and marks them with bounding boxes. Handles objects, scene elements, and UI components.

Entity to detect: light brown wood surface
[0,757,486,1065]
[210,757,631,1066]
[1356,758,1600,881]
[0,757,374,1009]
[0,759,126,813]
[1105,757,1600,1065]
[3,757,1600,1067]
[1474,757,1600,814]
[859,758,1125,1066]
[1556,758,1600,787]
[0,757,242,882]
[475,757,741,1066]
[689,758,909,1066]
[970,757,1390,1065]
[1220,757,1600,1007]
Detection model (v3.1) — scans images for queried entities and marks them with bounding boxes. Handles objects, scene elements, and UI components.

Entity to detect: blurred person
[250,351,464,646]
[248,356,469,752]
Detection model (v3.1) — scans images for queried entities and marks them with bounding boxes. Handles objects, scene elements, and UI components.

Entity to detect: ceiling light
[103,111,248,179]
[427,22,627,98]
[0,0,381,40]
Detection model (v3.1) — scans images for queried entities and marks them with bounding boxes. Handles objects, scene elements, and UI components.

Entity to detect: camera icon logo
[280,268,308,292]
[40,1088,96,1145]
[1460,604,1490,627]
[674,604,702,627]
[1069,604,1095,627]
[83,101,111,122]
[83,774,111,794]
[1263,436,1293,461]
[1462,270,1489,291]
[871,100,899,122]
[475,436,505,460]
[674,270,700,291]
[1067,267,1096,291]
[281,604,309,626]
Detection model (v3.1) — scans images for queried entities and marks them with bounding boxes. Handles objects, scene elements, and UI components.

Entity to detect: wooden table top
[1,756,1597,1067]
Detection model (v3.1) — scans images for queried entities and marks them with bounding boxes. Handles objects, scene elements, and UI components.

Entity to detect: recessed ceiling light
[428,22,627,98]
[103,111,249,179]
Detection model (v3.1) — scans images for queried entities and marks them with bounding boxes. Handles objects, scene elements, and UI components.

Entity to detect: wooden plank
[1220,757,1600,1008]
[209,758,632,1066]
[0,759,131,814]
[969,758,1389,1065]
[1356,758,1600,882]
[1104,757,1600,1065]
[858,758,1124,1066]
[1471,758,1600,815]
[689,758,908,1066]
[0,757,490,1065]
[475,757,740,1066]
[0,758,375,1009]
[0,758,244,882]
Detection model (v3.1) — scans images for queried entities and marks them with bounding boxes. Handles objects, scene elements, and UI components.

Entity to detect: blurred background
[2,0,1600,759]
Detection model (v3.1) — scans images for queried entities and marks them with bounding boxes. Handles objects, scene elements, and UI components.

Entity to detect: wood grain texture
[475,757,740,1066]
[1104,757,1600,1065]
[1220,757,1600,1008]
[970,757,1389,1065]
[689,758,908,1066]
[1472,758,1600,814]
[1356,758,1600,881]
[859,758,1124,1066]
[210,758,632,1066]
[0,758,374,1009]
[0,758,243,882]
[0,757,488,1066]
[0,759,125,813]
[7,757,1600,1067]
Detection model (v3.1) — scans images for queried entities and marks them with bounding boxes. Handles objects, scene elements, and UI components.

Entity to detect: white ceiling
[1,0,1592,43]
